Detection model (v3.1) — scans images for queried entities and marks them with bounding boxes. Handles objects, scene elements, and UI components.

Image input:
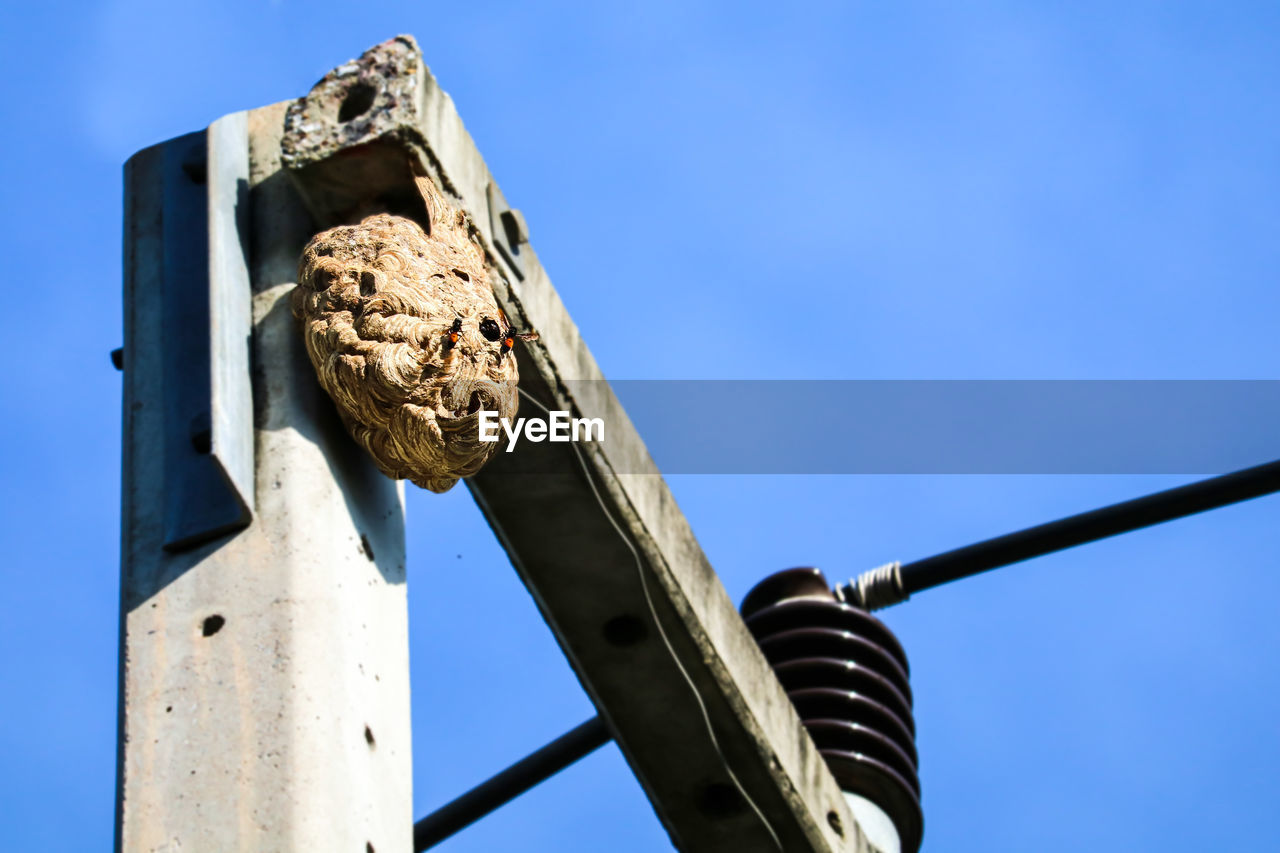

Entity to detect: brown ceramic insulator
[741,566,923,853]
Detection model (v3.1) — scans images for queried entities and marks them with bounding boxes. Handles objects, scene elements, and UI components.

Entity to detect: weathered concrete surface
[279,36,873,852]
[117,102,412,851]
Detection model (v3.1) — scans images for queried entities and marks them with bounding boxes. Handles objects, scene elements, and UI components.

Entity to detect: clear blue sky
[1,1,1277,850]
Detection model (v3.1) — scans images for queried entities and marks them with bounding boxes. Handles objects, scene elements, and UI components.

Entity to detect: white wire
[517,387,783,851]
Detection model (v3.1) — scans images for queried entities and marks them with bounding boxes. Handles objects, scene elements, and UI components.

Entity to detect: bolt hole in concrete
[201,614,225,637]
[338,82,377,122]
[827,809,845,837]
[696,782,745,819]
[181,153,207,185]
[364,725,376,749]
[190,428,212,455]
[602,613,647,647]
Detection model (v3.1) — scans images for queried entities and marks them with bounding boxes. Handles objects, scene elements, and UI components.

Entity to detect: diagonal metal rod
[413,715,611,851]
[417,460,1280,846]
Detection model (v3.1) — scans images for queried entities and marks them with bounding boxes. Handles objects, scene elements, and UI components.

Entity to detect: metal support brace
[156,115,253,551]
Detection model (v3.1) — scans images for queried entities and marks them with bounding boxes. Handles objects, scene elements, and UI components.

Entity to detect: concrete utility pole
[119,113,411,850]
[119,35,874,852]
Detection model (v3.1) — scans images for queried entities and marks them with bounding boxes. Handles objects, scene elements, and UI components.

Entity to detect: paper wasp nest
[292,176,519,493]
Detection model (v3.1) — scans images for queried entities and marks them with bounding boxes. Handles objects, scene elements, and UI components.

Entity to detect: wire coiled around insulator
[836,560,910,611]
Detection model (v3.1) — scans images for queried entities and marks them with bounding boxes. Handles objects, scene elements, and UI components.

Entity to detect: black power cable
[841,459,1280,609]
[413,717,610,851]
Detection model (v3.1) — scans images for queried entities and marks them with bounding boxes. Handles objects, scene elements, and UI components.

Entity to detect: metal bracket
[486,182,528,281]
[158,112,254,551]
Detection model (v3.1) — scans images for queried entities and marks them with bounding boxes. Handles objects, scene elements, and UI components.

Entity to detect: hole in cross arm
[602,614,648,647]
[338,83,377,122]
